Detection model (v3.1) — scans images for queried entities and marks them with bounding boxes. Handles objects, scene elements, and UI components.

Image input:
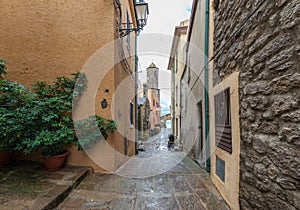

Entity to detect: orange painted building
[0,0,147,172]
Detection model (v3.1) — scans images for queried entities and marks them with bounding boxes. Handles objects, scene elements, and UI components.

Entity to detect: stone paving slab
[58,129,230,210]
[58,157,230,210]
[0,161,89,210]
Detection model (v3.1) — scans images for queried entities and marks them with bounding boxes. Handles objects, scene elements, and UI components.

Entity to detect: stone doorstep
[175,144,183,151]
[34,166,90,210]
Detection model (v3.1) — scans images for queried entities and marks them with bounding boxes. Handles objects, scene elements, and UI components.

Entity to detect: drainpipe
[204,0,211,173]
[130,0,139,154]
[135,30,140,154]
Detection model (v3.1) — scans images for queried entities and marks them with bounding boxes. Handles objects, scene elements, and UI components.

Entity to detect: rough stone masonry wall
[213,0,300,209]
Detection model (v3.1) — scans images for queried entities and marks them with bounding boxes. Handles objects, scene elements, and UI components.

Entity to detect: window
[175,85,178,106]
[180,81,187,113]
[175,51,178,73]
[197,102,203,160]
[176,118,178,137]
[187,55,191,83]
[130,101,134,128]
[180,81,184,111]
[214,88,232,153]
[126,10,131,51]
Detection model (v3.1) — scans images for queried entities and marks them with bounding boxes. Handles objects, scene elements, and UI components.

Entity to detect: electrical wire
[187,0,268,97]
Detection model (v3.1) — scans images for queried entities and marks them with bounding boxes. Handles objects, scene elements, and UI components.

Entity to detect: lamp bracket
[119,26,140,37]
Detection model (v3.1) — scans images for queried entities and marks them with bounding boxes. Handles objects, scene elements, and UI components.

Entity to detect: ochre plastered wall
[113,61,135,169]
[112,0,136,169]
[0,0,114,86]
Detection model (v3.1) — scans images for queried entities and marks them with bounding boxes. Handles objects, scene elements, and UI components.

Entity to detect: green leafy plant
[75,115,118,150]
[33,72,87,111]
[22,73,116,157]
[0,64,117,157]
[0,79,34,107]
[19,99,76,157]
[0,108,22,152]
[21,73,87,157]
[0,59,7,79]
[0,59,32,152]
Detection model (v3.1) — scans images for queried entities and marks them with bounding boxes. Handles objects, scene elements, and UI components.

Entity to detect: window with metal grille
[214,88,232,153]
[130,101,134,127]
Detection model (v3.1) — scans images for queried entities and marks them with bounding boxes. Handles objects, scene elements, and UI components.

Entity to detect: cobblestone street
[58,129,229,210]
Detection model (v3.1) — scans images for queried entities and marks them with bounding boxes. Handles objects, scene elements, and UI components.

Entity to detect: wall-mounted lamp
[119,0,149,37]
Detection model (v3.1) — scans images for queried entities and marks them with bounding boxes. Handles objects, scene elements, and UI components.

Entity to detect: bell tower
[147,62,158,89]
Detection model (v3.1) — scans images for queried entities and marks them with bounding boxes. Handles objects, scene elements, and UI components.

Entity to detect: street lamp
[135,1,149,28]
[119,0,149,37]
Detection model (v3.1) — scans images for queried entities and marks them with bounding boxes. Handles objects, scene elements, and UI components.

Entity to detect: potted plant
[0,59,31,167]
[21,74,86,171]
[0,67,117,171]
[31,117,75,172]
[26,73,117,171]
[21,103,76,171]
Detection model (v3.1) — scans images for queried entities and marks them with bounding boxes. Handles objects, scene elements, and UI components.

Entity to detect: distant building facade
[146,63,161,136]
[180,0,208,168]
[137,62,161,137]
[137,92,151,140]
[168,19,189,145]
[160,113,171,128]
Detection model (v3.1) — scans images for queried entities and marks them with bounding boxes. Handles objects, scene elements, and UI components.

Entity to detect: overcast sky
[138,0,193,69]
[137,0,193,115]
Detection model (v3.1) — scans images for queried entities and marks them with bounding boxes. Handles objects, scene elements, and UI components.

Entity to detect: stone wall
[213,0,300,209]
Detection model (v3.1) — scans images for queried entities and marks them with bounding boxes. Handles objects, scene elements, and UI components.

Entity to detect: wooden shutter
[214,88,232,153]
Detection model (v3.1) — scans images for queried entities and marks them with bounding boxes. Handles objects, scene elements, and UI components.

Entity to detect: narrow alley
[0,0,298,209]
[58,129,229,210]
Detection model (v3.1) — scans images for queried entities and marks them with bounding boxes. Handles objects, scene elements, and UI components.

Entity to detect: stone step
[41,167,90,210]
[0,161,90,210]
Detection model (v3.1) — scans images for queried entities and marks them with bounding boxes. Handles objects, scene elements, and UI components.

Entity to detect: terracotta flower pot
[0,151,12,167]
[42,151,69,172]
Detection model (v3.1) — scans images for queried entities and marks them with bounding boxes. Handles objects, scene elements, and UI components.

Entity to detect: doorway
[196,101,204,166]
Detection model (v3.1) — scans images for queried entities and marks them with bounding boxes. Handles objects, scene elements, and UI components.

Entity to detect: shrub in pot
[25,73,117,171]
[0,67,118,171]
[21,73,86,171]
[0,59,32,167]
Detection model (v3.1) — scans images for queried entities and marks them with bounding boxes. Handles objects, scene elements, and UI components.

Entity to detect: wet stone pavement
[58,129,230,210]
[0,161,89,210]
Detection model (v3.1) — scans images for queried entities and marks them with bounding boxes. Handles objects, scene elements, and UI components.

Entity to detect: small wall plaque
[216,156,225,182]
